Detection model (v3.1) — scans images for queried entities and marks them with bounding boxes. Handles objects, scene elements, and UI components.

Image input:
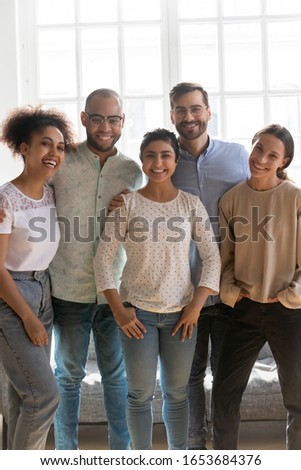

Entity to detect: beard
[175,120,207,141]
[86,132,121,153]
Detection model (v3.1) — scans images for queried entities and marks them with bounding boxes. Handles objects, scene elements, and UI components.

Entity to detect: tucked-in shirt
[94,190,221,313]
[0,182,60,270]
[219,180,301,309]
[49,141,144,303]
[171,137,250,306]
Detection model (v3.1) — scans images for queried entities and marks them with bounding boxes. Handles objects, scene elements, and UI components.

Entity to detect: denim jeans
[52,297,130,450]
[187,303,231,449]
[212,298,301,450]
[119,309,197,450]
[0,270,59,450]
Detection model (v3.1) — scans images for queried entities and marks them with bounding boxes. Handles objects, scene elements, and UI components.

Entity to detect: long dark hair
[252,124,294,180]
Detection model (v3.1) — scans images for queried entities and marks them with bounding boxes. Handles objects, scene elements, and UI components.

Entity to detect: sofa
[78,336,286,425]
[0,338,287,449]
[79,335,164,424]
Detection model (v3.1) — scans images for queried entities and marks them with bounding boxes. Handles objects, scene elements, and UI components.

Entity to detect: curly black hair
[1,105,76,158]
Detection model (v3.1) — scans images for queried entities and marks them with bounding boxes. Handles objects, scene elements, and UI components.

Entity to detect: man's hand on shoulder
[108,190,129,212]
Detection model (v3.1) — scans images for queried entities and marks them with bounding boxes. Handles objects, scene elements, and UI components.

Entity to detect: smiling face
[20,126,65,177]
[170,90,211,142]
[141,140,178,183]
[249,133,289,187]
[81,94,125,154]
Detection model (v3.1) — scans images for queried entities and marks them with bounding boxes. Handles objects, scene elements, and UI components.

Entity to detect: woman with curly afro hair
[0,105,76,449]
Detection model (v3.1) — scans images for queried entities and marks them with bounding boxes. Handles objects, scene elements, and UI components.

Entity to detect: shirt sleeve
[131,164,145,191]
[277,210,301,308]
[191,198,221,294]
[93,202,128,293]
[219,195,242,307]
[241,146,251,180]
[0,193,13,234]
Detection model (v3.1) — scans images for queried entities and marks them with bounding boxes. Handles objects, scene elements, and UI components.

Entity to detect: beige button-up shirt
[49,141,143,303]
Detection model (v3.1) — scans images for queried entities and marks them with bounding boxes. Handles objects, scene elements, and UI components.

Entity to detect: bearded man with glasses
[169,82,250,450]
[107,82,250,450]
[49,88,143,450]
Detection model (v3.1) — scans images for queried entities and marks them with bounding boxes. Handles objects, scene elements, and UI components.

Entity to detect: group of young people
[0,83,300,451]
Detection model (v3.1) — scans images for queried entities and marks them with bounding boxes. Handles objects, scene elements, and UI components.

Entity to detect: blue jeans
[187,303,231,449]
[52,298,130,450]
[119,309,197,450]
[0,270,59,450]
[212,299,301,450]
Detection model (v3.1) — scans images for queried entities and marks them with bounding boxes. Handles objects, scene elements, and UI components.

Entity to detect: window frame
[11,0,301,183]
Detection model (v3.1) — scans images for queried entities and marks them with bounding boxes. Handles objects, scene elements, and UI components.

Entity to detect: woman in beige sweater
[212,124,301,450]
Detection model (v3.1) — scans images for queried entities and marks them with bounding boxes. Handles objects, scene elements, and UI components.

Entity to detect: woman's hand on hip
[172,305,199,342]
[22,315,49,346]
[115,306,146,339]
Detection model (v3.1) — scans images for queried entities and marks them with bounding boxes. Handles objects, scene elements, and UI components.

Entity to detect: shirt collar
[178,136,213,160]
[80,141,119,164]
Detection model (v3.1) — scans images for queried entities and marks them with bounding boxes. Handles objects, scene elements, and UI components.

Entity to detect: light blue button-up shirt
[171,137,250,306]
[49,141,144,303]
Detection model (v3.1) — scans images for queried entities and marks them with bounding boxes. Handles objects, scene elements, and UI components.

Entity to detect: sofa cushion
[239,361,286,421]
[80,339,286,425]
[79,338,163,424]
[79,360,107,423]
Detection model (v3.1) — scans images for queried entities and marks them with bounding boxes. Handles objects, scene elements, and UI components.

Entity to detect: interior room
[1,0,301,451]
[1,0,301,185]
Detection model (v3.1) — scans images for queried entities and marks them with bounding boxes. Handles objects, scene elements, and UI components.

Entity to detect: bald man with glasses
[49,88,143,450]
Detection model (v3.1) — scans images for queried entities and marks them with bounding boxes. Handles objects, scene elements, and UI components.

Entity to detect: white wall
[0,0,19,119]
[0,0,23,184]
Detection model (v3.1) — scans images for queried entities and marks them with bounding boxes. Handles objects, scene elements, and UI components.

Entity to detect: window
[13,0,301,184]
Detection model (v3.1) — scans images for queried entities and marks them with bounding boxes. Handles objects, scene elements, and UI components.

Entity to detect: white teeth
[98,135,111,140]
[43,160,57,168]
[253,162,266,170]
[152,169,165,173]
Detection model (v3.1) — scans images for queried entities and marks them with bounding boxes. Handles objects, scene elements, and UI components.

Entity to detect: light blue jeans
[0,270,59,450]
[52,298,130,450]
[119,309,197,450]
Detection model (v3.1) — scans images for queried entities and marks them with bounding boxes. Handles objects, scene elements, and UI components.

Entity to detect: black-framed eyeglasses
[172,105,208,118]
[84,112,123,127]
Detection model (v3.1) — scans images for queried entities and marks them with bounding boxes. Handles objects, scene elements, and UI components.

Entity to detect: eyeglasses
[172,105,208,118]
[84,112,123,127]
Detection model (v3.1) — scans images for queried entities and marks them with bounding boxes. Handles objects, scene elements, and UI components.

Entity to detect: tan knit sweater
[219,180,301,309]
